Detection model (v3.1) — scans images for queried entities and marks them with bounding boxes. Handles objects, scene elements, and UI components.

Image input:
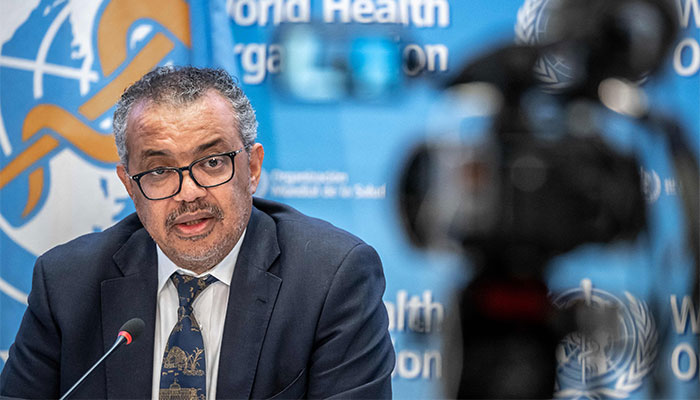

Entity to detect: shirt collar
[157,229,246,293]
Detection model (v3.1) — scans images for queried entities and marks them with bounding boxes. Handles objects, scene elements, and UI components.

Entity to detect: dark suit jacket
[0,198,395,399]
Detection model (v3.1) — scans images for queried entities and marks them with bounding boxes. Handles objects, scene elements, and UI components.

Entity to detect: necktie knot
[171,273,217,310]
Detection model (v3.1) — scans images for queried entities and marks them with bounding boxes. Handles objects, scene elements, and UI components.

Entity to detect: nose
[173,170,207,202]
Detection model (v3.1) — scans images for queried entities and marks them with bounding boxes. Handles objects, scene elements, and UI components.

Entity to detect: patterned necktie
[160,273,217,400]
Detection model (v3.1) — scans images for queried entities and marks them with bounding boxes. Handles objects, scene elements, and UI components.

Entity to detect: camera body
[396,0,681,398]
[399,119,646,257]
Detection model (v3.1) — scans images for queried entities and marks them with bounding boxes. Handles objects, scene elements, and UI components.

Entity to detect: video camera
[397,0,686,397]
[399,0,678,258]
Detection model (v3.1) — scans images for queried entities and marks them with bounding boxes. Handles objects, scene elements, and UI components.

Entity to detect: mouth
[169,212,217,238]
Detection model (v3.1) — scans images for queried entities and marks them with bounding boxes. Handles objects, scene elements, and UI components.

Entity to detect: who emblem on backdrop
[553,280,658,399]
[0,0,192,363]
[515,0,575,90]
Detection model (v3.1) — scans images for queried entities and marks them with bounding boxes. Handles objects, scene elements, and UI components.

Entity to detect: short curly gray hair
[113,66,257,167]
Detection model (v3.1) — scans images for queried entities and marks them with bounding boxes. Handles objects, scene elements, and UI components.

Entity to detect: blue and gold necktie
[160,273,217,400]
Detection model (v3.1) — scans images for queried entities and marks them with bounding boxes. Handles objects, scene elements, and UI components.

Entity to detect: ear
[116,163,136,199]
[247,143,264,194]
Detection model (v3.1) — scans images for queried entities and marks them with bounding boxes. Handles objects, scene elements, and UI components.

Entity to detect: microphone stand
[59,334,128,400]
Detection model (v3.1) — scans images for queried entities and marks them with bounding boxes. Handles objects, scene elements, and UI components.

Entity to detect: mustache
[165,200,224,229]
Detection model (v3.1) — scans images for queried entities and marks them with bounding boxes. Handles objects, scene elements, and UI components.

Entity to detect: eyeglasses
[129,149,246,200]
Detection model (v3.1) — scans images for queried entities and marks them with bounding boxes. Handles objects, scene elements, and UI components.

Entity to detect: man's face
[116,90,264,273]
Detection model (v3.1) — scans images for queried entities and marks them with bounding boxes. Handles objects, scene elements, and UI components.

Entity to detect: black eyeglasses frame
[129,148,246,201]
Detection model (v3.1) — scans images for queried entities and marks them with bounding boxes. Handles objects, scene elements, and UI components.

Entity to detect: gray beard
[168,228,240,274]
[159,191,252,274]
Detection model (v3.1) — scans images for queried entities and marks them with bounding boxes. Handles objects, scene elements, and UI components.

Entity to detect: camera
[397,0,683,397]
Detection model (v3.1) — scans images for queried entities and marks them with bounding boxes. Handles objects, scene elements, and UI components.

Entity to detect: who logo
[553,279,658,399]
[0,0,191,345]
[515,0,575,91]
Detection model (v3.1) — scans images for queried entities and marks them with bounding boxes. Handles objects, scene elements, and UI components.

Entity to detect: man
[0,66,395,399]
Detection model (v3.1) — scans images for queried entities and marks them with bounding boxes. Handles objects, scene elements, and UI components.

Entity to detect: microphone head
[117,318,145,345]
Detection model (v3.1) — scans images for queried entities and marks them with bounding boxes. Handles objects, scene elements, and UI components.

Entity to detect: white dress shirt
[151,231,245,400]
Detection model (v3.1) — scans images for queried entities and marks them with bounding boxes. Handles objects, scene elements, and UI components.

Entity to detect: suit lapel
[102,228,158,399]
[216,206,282,399]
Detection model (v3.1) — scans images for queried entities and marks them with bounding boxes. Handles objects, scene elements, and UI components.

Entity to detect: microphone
[59,318,145,400]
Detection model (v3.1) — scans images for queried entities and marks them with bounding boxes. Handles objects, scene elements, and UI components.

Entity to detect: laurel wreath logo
[515,0,543,45]
[554,291,658,399]
[515,0,571,90]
